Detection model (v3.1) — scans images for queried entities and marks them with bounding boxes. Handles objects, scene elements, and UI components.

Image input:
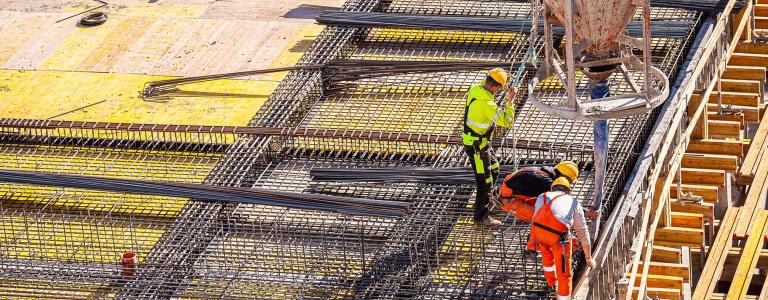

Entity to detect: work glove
[585,257,596,269]
[506,86,516,103]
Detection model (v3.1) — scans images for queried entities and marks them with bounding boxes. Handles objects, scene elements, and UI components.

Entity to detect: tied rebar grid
[0,0,700,299]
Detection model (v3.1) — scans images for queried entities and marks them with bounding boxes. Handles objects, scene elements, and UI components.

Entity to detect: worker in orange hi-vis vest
[530,177,595,300]
[498,161,597,261]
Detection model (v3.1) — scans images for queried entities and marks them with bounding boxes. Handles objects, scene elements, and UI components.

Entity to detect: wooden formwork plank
[708,103,760,124]
[707,111,745,124]
[707,120,742,139]
[647,245,683,264]
[688,139,746,157]
[723,65,767,81]
[735,144,768,237]
[637,261,691,282]
[656,226,705,245]
[631,273,685,290]
[719,79,762,94]
[709,91,761,107]
[670,199,715,219]
[736,42,768,54]
[729,52,768,67]
[633,287,682,300]
[756,16,768,29]
[756,4,768,16]
[682,153,739,171]
[671,212,705,229]
[693,208,739,299]
[738,107,768,184]
[677,168,726,185]
[669,184,719,203]
[725,211,768,299]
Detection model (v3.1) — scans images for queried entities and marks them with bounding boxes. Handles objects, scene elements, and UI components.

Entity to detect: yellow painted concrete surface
[0,69,275,125]
[0,2,332,290]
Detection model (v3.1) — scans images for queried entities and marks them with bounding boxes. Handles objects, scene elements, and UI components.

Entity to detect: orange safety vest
[531,194,569,246]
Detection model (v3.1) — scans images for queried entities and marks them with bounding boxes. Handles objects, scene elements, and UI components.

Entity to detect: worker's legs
[499,197,534,223]
[527,235,537,251]
[488,147,500,185]
[465,146,492,222]
[552,240,573,299]
[537,242,557,288]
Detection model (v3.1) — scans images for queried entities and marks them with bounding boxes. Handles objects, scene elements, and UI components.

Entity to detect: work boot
[479,217,502,227]
[522,250,538,261]
[545,285,557,295]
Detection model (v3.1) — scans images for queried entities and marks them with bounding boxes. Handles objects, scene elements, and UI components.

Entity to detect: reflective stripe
[485,177,493,183]
[491,162,500,169]
[490,107,504,123]
[542,265,556,272]
[466,119,492,129]
[556,295,570,300]
[473,154,485,174]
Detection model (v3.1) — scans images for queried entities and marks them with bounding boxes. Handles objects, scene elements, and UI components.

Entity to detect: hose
[79,12,108,26]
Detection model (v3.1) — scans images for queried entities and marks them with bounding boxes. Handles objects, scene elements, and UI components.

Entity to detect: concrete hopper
[527,0,670,121]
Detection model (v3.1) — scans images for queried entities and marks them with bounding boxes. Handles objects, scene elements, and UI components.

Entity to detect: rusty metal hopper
[545,0,638,56]
[527,0,669,121]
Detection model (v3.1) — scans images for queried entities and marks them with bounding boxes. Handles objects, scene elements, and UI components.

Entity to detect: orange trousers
[500,197,537,251]
[532,232,572,298]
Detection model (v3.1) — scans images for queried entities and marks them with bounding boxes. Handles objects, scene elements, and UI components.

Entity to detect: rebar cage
[0,0,700,298]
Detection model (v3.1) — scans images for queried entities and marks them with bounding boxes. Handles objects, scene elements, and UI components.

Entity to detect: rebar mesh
[0,0,700,298]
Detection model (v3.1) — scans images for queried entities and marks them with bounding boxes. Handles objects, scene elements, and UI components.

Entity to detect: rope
[498,0,540,172]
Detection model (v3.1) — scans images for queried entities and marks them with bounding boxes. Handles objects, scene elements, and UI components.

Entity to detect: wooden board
[655,226,705,245]
[719,79,762,94]
[671,211,705,229]
[677,168,726,185]
[708,103,760,124]
[725,211,768,299]
[669,183,719,203]
[693,208,739,299]
[688,139,747,157]
[738,106,768,184]
[729,52,768,67]
[709,91,761,107]
[682,153,739,171]
[670,199,715,218]
[707,120,742,139]
[637,261,691,282]
[722,65,767,81]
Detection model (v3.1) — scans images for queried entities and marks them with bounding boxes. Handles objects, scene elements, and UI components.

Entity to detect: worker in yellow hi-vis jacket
[462,68,516,226]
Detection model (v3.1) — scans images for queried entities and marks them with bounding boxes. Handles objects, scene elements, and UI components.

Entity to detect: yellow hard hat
[556,161,579,183]
[551,176,572,191]
[488,68,509,85]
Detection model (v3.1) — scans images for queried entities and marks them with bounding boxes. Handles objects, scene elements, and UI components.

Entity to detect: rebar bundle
[0,0,701,298]
[0,169,410,217]
[310,161,562,184]
[316,11,694,38]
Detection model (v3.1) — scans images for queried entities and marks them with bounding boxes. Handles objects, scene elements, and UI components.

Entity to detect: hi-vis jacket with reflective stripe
[462,81,515,149]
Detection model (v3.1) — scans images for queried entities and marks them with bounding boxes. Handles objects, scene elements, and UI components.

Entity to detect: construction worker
[497,161,580,259]
[531,177,595,300]
[463,68,516,226]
